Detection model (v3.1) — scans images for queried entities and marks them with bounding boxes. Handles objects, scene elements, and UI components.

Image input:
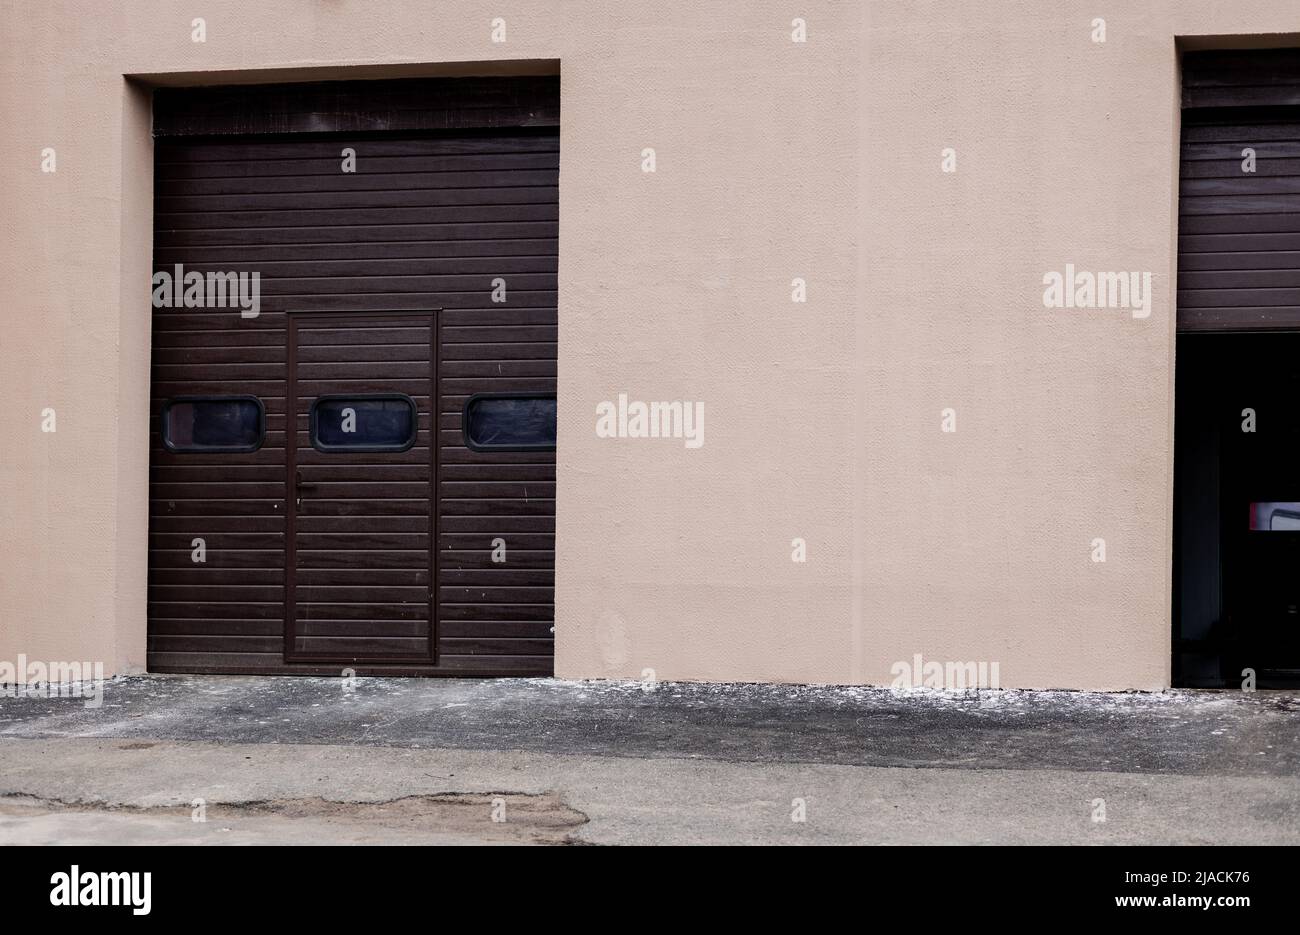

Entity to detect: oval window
[162,397,265,453]
[463,394,557,451]
[310,395,417,452]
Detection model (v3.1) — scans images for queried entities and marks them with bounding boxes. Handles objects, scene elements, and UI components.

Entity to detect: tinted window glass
[163,398,263,452]
[1250,502,1300,531]
[464,395,557,450]
[311,396,416,451]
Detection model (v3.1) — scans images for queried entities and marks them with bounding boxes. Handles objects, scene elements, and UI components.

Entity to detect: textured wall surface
[2,1,1298,689]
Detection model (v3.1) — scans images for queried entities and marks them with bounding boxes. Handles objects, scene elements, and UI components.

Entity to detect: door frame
[137,69,560,678]
[283,308,441,666]
[1173,47,1300,686]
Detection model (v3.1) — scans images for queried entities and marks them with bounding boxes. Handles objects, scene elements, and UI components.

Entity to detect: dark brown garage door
[147,78,559,676]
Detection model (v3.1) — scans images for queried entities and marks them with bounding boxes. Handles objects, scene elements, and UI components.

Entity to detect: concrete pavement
[0,676,1296,844]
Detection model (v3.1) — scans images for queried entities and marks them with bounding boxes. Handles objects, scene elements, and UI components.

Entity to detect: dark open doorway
[1174,50,1300,687]
[1175,334,1300,687]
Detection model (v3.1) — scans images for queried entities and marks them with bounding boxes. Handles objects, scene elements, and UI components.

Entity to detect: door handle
[295,470,318,506]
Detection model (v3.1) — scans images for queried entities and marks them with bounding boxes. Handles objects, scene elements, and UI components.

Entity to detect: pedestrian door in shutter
[285,311,437,663]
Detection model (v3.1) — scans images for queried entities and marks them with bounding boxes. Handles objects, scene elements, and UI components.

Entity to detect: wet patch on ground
[0,676,1295,777]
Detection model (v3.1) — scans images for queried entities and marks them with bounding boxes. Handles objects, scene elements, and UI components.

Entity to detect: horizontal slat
[439,498,556,516]
[1181,205,1300,240]
[155,221,559,246]
[1180,269,1300,289]
[156,152,558,180]
[440,378,558,396]
[293,550,430,569]
[296,568,430,587]
[151,532,285,549]
[1181,176,1300,196]
[150,585,284,603]
[294,586,427,602]
[151,515,285,533]
[292,514,428,538]
[294,604,429,621]
[437,637,553,655]
[283,499,431,517]
[1185,87,1300,108]
[440,586,553,603]
[157,185,557,214]
[294,483,433,499]
[152,483,288,499]
[1179,250,1300,271]
[150,550,285,569]
[155,135,558,163]
[439,568,556,587]
[1182,123,1300,143]
[150,635,284,653]
[1177,306,1300,330]
[1181,232,1300,252]
[440,545,555,565]
[295,533,431,550]
[441,308,556,326]
[440,464,555,481]
[290,637,431,657]
[149,568,285,588]
[439,619,554,638]
[148,601,283,620]
[148,617,279,636]
[158,168,558,196]
[146,654,550,675]
[155,240,558,264]
[439,603,553,621]
[156,202,558,229]
[441,341,558,360]
[222,274,554,294]
[1182,156,1300,175]
[439,481,556,498]
[439,516,556,533]
[1178,287,1300,306]
[1180,194,1300,215]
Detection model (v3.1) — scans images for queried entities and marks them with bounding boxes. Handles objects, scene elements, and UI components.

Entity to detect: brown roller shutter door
[1179,50,1300,331]
[147,78,559,675]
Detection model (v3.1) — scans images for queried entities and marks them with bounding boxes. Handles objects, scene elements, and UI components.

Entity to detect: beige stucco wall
[1,1,1297,690]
